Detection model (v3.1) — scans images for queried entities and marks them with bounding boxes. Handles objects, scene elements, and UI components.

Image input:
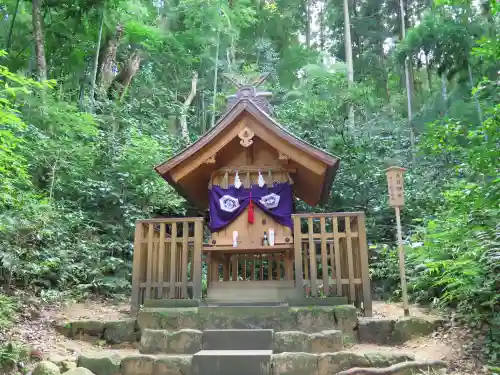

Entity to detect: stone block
[203,329,273,350]
[332,305,358,332]
[54,322,72,337]
[63,369,95,375]
[358,318,395,345]
[103,319,138,344]
[293,307,336,333]
[143,299,199,308]
[154,355,193,375]
[272,352,318,375]
[120,355,155,375]
[168,329,202,354]
[137,308,199,331]
[192,350,271,375]
[308,330,343,353]
[77,352,121,375]
[317,351,369,374]
[58,361,77,372]
[392,317,441,344]
[32,361,61,375]
[285,296,348,307]
[199,306,290,330]
[70,320,105,338]
[139,329,169,354]
[273,331,310,353]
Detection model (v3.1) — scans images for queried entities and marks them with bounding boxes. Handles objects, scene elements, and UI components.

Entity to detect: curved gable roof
[155,97,340,207]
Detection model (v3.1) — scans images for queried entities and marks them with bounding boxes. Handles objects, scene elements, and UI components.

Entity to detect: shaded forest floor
[0,297,488,374]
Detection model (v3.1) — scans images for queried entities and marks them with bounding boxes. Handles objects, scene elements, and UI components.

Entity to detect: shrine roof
[155,92,340,208]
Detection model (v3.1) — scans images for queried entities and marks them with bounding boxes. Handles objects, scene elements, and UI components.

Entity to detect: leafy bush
[0,294,18,331]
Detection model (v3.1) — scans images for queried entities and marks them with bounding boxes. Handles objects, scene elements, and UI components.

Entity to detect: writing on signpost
[385,166,406,207]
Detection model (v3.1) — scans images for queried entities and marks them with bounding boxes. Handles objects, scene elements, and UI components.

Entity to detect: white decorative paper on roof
[258,171,265,187]
[234,172,242,189]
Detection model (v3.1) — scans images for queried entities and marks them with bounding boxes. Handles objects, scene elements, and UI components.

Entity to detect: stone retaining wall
[62,350,445,375]
[54,305,442,347]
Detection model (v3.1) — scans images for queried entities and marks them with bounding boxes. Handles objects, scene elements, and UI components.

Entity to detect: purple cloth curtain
[209,182,293,232]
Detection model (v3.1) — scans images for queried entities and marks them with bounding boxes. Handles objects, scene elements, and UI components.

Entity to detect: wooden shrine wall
[208,134,294,247]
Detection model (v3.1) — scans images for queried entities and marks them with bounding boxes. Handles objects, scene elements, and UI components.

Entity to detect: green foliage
[0,0,498,365]
[0,294,18,330]
[0,51,42,209]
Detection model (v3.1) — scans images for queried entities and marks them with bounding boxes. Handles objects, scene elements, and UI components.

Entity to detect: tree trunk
[467,62,483,123]
[440,74,447,116]
[305,0,312,48]
[89,2,105,111]
[98,24,124,96]
[6,0,21,52]
[108,50,142,100]
[343,0,354,127]
[211,30,220,128]
[319,1,325,50]
[399,0,416,165]
[426,52,432,92]
[32,0,47,81]
[180,72,198,144]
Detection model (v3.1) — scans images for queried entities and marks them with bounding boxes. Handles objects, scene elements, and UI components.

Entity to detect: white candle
[233,231,238,247]
[269,228,275,246]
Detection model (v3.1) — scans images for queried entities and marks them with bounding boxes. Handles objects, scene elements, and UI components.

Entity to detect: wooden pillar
[192,220,203,301]
[357,214,372,316]
[131,222,144,315]
[292,216,303,294]
[307,217,317,296]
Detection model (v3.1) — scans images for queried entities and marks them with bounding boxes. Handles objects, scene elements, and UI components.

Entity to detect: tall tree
[399,0,416,165]
[31,0,47,81]
[343,0,354,127]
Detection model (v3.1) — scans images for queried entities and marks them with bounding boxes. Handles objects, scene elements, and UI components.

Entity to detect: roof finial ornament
[223,72,273,115]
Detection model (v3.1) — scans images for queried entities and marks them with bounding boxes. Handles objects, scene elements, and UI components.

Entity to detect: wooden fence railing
[131,212,371,316]
[131,217,203,314]
[292,212,372,316]
[207,252,294,282]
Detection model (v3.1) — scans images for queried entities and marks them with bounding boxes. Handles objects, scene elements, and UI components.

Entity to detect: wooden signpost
[385,166,410,316]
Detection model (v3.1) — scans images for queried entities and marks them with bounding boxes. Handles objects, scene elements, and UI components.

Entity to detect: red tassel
[248,191,254,224]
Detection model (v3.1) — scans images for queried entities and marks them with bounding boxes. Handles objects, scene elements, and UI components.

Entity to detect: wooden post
[192,220,203,301]
[131,222,144,315]
[385,166,409,316]
[292,216,303,294]
[357,214,372,317]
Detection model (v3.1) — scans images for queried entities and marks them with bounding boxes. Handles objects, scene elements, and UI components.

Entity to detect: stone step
[206,281,300,303]
[139,328,344,354]
[202,329,274,351]
[136,305,358,334]
[74,349,445,375]
[202,301,288,307]
[192,350,272,375]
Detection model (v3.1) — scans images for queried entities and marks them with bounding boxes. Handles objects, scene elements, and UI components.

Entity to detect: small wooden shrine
[156,81,339,249]
[131,76,371,315]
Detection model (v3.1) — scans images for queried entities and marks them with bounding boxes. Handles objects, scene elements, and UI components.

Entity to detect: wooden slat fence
[207,252,294,282]
[131,217,203,314]
[292,212,372,316]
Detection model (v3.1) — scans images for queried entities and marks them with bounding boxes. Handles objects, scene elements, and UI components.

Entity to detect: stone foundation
[71,350,446,375]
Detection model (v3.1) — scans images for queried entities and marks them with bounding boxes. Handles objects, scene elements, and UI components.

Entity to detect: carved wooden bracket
[278,152,290,161]
[205,154,216,164]
[238,127,254,147]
